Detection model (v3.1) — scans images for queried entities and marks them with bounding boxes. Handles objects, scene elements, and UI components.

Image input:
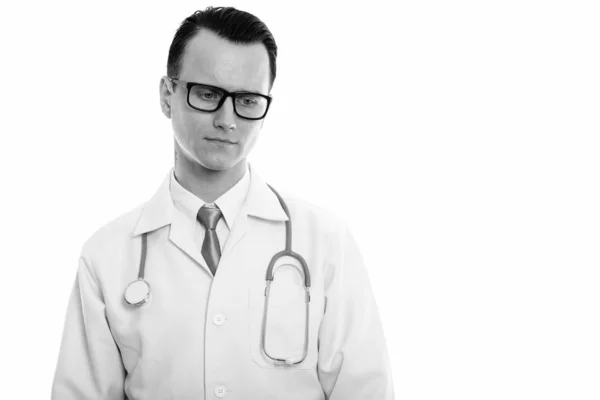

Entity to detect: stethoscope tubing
[124,183,312,365]
[139,231,148,280]
[262,184,311,365]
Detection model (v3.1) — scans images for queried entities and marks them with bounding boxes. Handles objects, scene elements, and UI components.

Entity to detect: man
[52,6,394,399]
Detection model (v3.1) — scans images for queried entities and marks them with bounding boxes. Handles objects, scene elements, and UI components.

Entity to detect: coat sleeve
[317,221,395,399]
[51,255,126,400]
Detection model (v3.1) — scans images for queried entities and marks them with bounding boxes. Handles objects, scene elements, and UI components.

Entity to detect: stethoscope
[123,185,311,366]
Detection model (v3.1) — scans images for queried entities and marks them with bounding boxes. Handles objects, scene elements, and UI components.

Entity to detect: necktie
[197,205,223,276]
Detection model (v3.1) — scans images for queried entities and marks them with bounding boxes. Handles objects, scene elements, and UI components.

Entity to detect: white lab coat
[51,165,394,400]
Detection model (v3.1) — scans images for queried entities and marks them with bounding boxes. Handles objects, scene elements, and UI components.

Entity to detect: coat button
[214,385,228,398]
[213,313,226,326]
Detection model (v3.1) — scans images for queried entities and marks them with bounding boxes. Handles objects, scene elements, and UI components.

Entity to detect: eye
[190,86,222,102]
[201,92,219,100]
[236,95,260,107]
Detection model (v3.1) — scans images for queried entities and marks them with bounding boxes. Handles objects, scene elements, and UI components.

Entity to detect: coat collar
[132,163,289,237]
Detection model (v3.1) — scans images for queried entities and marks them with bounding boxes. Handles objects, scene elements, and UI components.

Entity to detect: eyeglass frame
[167,77,273,121]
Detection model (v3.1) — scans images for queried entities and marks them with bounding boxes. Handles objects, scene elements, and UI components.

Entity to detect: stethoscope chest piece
[124,278,151,306]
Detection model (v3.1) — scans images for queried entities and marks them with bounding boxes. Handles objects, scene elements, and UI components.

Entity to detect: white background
[1,0,599,398]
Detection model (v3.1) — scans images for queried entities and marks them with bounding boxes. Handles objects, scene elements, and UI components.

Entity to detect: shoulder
[276,188,349,239]
[79,201,145,261]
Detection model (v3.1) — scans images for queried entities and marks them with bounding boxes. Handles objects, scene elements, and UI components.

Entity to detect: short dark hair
[167,7,278,89]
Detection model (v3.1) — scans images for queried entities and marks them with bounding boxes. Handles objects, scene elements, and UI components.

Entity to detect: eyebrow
[196,78,263,93]
[223,85,263,94]
[204,82,266,95]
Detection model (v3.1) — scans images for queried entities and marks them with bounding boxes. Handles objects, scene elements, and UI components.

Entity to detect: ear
[159,76,173,119]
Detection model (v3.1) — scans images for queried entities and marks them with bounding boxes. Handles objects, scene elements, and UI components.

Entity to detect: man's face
[160,29,271,171]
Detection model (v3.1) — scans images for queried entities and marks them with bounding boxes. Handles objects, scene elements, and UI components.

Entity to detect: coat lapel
[132,168,209,272]
[132,165,289,274]
[220,164,289,261]
[169,202,208,271]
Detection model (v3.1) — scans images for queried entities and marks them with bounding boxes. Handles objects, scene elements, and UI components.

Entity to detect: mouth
[205,138,237,144]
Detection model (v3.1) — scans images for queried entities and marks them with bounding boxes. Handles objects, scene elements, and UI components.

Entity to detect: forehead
[179,29,270,93]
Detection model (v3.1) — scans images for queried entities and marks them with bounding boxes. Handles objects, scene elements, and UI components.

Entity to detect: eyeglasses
[168,77,272,120]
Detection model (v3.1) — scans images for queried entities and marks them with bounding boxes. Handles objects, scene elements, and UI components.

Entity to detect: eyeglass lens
[188,85,268,119]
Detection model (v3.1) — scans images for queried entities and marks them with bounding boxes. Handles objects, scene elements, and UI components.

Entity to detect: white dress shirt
[169,165,250,263]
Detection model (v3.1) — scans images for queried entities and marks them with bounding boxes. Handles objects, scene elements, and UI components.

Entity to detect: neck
[173,141,246,203]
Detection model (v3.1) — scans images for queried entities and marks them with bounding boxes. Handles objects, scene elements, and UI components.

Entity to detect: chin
[197,155,239,172]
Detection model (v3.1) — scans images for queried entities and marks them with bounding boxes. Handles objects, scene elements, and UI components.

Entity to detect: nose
[213,96,237,132]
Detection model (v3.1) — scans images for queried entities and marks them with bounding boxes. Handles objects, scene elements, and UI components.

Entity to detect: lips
[206,138,236,144]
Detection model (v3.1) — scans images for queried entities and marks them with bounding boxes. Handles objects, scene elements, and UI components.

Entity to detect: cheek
[172,105,212,140]
[240,125,261,152]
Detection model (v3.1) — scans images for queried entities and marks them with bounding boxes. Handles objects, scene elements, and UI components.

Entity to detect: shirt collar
[169,165,250,229]
[132,163,288,237]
